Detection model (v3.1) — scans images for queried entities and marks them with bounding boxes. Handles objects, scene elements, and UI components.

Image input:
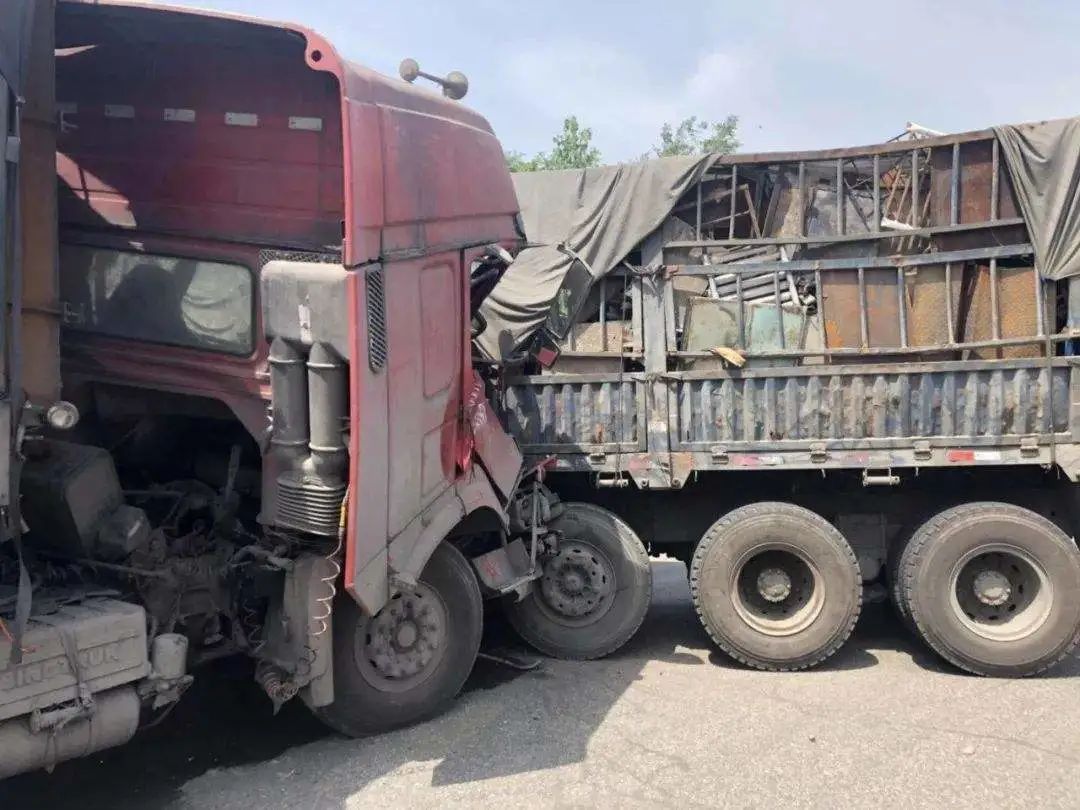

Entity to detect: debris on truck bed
[482,117,1080,371]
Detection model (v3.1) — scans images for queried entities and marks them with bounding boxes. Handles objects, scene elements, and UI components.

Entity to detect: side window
[59,245,254,355]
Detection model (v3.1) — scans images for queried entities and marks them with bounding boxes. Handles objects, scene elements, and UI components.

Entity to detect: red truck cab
[54,0,524,614]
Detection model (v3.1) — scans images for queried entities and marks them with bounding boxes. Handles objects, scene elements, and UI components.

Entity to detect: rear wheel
[690,503,862,671]
[900,502,1080,677]
[315,542,482,736]
[505,503,651,660]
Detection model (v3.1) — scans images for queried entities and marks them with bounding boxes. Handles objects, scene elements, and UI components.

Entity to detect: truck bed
[501,128,1080,487]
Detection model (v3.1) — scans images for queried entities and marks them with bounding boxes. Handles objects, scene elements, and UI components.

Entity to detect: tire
[314,542,483,736]
[505,502,652,660]
[888,526,917,633]
[690,502,862,671]
[900,502,1080,677]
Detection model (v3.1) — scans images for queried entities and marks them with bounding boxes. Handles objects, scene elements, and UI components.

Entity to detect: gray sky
[153,0,1079,162]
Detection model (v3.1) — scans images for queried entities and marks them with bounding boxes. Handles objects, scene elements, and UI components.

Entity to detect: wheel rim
[948,543,1053,642]
[535,539,617,627]
[730,544,825,636]
[355,583,449,693]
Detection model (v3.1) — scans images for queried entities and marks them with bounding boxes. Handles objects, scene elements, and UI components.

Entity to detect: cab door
[345,252,465,615]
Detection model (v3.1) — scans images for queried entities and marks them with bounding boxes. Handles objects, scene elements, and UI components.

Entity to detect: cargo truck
[489,119,1080,676]
[0,0,642,778]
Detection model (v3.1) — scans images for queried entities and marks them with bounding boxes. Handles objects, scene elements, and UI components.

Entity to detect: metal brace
[862,468,901,487]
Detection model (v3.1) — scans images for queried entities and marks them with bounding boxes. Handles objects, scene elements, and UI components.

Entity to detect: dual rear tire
[690,503,863,671]
[691,500,1080,677]
[896,502,1080,677]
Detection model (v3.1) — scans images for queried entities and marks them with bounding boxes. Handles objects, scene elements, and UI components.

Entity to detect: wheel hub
[972,569,1012,607]
[950,546,1053,643]
[732,546,824,637]
[757,567,792,603]
[357,586,447,689]
[539,540,616,620]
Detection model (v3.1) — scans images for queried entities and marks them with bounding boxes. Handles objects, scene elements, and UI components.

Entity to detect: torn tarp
[475,154,715,359]
[995,117,1080,281]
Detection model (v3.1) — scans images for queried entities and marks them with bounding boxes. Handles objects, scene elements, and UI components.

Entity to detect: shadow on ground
[1,559,1076,808]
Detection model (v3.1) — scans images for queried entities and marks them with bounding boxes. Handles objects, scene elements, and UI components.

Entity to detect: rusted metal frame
[896,265,908,347]
[857,266,869,348]
[950,141,961,226]
[989,257,1001,340]
[911,149,920,227]
[667,242,1033,275]
[695,181,703,239]
[742,185,763,238]
[506,371,647,385]
[991,137,1000,221]
[814,267,826,356]
[547,351,644,360]
[679,433,1063,454]
[735,274,746,348]
[640,231,673,477]
[797,161,806,237]
[671,333,1066,362]
[728,165,738,239]
[665,355,1069,381]
[630,272,643,352]
[702,184,753,230]
[599,276,608,351]
[1035,271,1046,336]
[665,217,1025,249]
[836,158,845,235]
[872,154,881,232]
[718,127,993,165]
[944,262,955,342]
[774,272,786,349]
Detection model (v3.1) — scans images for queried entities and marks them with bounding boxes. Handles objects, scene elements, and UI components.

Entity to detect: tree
[504,150,542,172]
[542,116,602,170]
[648,115,740,158]
[505,115,602,172]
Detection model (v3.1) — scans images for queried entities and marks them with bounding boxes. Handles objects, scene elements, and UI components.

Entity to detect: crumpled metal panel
[503,378,644,453]
[674,365,1069,447]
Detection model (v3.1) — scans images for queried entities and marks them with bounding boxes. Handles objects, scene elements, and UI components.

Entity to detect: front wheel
[314,542,483,736]
[505,503,652,660]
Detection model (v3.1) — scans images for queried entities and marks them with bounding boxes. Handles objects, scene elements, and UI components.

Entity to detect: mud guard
[381,464,507,594]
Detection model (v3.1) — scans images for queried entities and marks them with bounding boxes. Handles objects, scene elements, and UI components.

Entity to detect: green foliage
[506,116,601,172]
[648,115,740,158]
[504,150,542,172]
[504,113,740,171]
[541,116,602,170]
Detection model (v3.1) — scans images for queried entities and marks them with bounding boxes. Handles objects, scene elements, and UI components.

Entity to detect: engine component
[267,341,348,537]
[0,686,140,779]
[150,633,188,680]
[20,441,124,558]
[140,633,193,710]
[96,504,152,562]
[0,597,150,722]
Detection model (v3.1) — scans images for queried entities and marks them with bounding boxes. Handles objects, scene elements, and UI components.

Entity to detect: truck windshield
[59,244,254,355]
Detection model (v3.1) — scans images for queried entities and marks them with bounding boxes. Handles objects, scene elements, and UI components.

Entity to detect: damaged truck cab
[0,0,616,778]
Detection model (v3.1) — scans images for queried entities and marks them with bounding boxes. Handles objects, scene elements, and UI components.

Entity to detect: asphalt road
[4,559,1079,809]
